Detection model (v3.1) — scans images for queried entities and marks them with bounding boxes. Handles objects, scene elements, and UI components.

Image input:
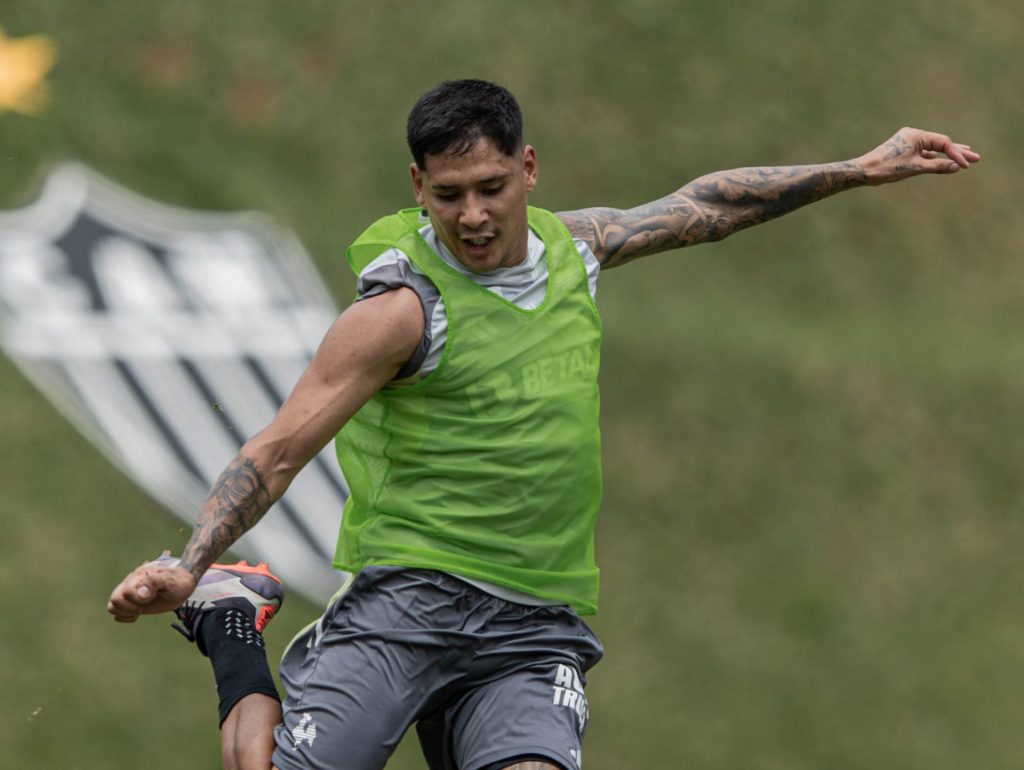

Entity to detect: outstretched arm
[558,127,980,269]
[107,287,424,621]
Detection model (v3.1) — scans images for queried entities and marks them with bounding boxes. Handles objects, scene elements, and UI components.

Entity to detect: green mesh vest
[335,206,603,613]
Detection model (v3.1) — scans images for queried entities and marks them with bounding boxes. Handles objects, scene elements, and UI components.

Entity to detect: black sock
[195,608,281,726]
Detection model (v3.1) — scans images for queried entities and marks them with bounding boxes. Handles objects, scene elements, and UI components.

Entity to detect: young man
[107,80,979,770]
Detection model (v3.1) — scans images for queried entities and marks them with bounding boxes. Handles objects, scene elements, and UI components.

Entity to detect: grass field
[2,2,1023,768]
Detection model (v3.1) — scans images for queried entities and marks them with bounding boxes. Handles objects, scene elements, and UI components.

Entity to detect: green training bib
[334,207,603,613]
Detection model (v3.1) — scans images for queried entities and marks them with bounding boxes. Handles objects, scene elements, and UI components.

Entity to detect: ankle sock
[195,609,281,726]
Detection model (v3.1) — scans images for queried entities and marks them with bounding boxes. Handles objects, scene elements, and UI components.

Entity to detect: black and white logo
[0,164,348,602]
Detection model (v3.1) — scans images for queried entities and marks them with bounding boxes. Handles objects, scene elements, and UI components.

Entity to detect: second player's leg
[220,693,282,770]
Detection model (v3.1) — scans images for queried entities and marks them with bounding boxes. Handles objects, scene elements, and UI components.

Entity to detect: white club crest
[0,164,349,603]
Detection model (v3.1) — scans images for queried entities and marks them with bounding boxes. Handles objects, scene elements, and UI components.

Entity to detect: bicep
[244,288,424,495]
[557,194,716,269]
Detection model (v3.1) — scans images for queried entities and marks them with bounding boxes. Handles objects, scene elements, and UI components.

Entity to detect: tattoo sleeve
[179,455,273,581]
[558,161,868,269]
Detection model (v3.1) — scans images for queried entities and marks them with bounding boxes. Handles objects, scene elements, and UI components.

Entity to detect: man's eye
[436,192,459,201]
[482,187,503,196]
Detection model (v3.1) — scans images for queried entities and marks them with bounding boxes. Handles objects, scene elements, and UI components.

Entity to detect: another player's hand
[106,552,197,623]
[859,127,980,185]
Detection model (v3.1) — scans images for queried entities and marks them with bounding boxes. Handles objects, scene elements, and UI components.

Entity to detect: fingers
[910,129,981,170]
[107,570,158,622]
[958,144,981,164]
[920,156,964,175]
[107,562,193,622]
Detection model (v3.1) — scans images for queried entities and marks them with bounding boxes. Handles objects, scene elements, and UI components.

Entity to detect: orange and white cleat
[146,554,284,648]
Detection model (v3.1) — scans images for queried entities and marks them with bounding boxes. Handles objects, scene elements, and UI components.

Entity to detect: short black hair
[406,80,523,170]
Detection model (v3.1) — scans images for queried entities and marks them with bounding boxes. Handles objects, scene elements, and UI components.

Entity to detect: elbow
[672,188,737,245]
[696,203,738,244]
[237,433,301,503]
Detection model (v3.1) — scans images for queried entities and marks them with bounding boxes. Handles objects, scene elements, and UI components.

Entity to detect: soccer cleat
[143,553,284,648]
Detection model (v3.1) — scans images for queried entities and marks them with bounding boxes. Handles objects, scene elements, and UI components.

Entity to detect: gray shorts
[271,566,603,770]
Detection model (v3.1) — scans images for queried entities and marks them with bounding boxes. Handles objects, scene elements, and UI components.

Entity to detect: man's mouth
[460,234,496,256]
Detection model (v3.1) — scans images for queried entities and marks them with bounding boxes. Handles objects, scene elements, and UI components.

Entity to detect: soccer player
[107,80,979,770]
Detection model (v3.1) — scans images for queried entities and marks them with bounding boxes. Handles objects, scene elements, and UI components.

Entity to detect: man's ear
[410,162,426,206]
[523,145,538,193]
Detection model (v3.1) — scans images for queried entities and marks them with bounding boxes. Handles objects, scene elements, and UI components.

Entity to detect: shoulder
[555,210,599,245]
[555,207,628,268]
[357,246,421,290]
[356,244,440,307]
[331,286,424,368]
[526,222,600,301]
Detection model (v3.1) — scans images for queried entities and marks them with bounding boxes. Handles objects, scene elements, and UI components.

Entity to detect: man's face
[411,137,537,274]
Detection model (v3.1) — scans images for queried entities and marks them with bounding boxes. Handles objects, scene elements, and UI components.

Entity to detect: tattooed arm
[107,288,424,620]
[177,456,273,583]
[558,128,979,269]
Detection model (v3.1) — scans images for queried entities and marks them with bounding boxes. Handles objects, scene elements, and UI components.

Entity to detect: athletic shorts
[271,565,604,770]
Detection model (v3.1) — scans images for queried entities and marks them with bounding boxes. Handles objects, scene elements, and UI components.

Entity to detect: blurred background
[1,1,1022,768]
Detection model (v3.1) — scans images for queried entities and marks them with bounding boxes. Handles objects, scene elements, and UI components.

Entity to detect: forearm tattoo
[559,161,867,269]
[180,456,272,580]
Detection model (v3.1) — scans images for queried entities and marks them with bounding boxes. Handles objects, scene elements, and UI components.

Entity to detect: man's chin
[461,258,501,275]
[456,246,503,274]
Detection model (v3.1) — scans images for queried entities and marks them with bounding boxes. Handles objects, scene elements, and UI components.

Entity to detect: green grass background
[1,1,1022,768]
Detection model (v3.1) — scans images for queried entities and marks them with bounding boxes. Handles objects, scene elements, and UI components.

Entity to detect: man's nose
[459,195,487,229]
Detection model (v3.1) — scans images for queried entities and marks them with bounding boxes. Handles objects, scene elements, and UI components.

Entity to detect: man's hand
[858,127,980,185]
[107,553,196,623]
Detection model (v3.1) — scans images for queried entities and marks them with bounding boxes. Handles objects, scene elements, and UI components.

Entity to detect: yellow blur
[0,27,57,116]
